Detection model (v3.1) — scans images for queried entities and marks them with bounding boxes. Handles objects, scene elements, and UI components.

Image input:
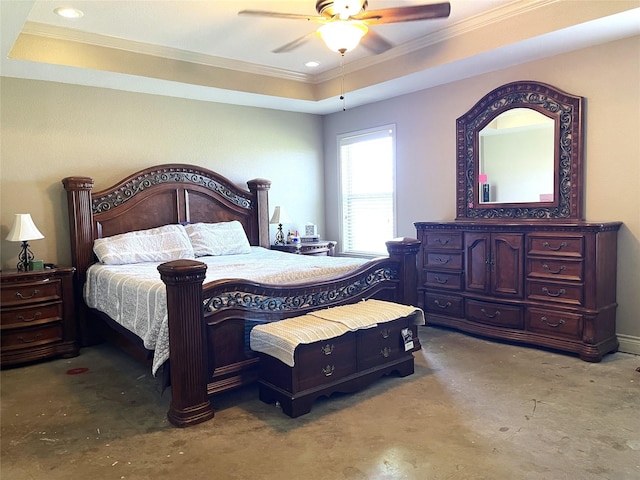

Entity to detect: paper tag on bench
[401,328,414,351]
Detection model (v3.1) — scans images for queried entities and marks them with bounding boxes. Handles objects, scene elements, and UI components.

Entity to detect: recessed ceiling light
[54,7,84,19]
[305,61,320,68]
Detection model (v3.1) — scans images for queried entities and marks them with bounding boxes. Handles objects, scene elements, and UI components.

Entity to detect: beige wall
[1,35,638,352]
[1,79,324,268]
[323,35,640,351]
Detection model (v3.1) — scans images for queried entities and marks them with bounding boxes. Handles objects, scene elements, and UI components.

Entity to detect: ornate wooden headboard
[62,164,271,281]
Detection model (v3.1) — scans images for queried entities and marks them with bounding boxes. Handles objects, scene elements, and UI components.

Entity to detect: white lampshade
[6,214,44,242]
[270,206,292,225]
[318,20,368,54]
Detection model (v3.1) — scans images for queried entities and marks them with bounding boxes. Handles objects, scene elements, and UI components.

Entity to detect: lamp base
[274,224,285,246]
[17,241,35,272]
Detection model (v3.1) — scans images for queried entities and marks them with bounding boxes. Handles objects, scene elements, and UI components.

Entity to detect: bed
[62,164,420,427]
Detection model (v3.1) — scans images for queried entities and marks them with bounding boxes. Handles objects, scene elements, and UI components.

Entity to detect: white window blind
[339,125,396,256]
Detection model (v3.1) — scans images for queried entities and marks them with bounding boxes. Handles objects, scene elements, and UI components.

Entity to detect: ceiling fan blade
[238,10,325,23]
[357,2,451,25]
[360,29,393,55]
[272,31,318,54]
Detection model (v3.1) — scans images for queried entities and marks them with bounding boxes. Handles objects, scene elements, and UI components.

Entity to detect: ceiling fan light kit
[239,1,451,55]
[318,21,368,54]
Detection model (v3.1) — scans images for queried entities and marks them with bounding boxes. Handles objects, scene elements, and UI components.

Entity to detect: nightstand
[1,267,78,367]
[271,241,337,256]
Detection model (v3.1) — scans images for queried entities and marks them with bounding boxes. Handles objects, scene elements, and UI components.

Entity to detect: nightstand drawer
[1,302,63,329]
[1,324,64,351]
[1,279,62,307]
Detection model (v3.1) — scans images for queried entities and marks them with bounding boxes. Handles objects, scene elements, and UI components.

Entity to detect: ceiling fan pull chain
[340,53,346,111]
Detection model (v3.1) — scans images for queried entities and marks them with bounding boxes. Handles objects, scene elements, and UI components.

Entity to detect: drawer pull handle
[540,316,566,328]
[380,347,392,358]
[434,238,450,245]
[320,343,334,355]
[542,264,566,275]
[15,289,40,300]
[542,287,566,298]
[434,256,451,264]
[542,241,567,251]
[434,300,452,309]
[322,365,335,377]
[480,308,501,319]
[434,276,448,284]
[380,328,391,339]
[16,312,42,323]
[17,333,43,344]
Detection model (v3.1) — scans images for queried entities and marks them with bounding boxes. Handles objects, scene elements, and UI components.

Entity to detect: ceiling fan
[239,1,451,55]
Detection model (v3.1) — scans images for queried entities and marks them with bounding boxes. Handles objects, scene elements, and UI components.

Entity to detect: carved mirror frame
[456,81,584,220]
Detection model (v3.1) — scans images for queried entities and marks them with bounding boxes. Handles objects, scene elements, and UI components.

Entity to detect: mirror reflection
[479,108,554,204]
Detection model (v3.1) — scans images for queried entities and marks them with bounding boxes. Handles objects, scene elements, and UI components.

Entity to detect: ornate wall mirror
[456,81,584,220]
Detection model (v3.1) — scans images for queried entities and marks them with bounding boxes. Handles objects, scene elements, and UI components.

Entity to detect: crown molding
[315,0,557,82]
[21,21,313,83]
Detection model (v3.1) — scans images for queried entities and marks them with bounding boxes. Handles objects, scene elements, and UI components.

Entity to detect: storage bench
[250,300,424,417]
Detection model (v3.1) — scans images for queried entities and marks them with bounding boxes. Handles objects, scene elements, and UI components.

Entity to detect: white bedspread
[249,300,425,367]
[84,247,367,374]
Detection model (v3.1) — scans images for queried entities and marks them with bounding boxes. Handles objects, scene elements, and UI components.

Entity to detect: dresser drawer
[526,308,582,339]
[1,302,63,328]
[424,251,463,270]
[527,258,583,281]
[423,231,463,250]
[423,270,464,291]
[527,280,583,306]
[528,235,584,258]
[1,324,64,351]
[357,318,411,370]
[0,279,63,308]
[423,292,464,317]
[295,333,357,391]
[466,299,524,329]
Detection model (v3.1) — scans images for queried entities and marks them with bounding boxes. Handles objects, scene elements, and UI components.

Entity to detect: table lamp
[6,213,45,271]
[269,206,291,246]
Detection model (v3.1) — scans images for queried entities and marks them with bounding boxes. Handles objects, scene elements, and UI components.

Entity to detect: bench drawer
[295,333,357,391]
[357,317,413,370]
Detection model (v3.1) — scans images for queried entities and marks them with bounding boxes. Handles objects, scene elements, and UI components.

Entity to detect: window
[338,125,396,256]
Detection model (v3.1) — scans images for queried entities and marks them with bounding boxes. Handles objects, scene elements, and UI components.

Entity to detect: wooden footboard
[159,238,420,427]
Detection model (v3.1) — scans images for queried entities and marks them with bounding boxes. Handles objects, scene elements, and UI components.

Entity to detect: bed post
[62,176,96,346]
[247,179,271,248]
[158,260,214,428]
[386,237,421,306]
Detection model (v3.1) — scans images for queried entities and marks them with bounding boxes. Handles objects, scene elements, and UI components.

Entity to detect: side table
[1,267,78,367]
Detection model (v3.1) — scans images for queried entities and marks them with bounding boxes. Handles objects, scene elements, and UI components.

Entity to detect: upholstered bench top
[250,299,424,367]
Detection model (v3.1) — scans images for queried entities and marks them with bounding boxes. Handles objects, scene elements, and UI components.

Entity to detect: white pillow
[185,221,252,256]
[93,224,195,265]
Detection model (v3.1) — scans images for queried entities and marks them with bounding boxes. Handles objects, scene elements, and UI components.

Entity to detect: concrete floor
[1,326,639,480]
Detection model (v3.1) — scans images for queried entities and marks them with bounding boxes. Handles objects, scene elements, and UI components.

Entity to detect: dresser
[415,222,621,362]
[1,267,78,367]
